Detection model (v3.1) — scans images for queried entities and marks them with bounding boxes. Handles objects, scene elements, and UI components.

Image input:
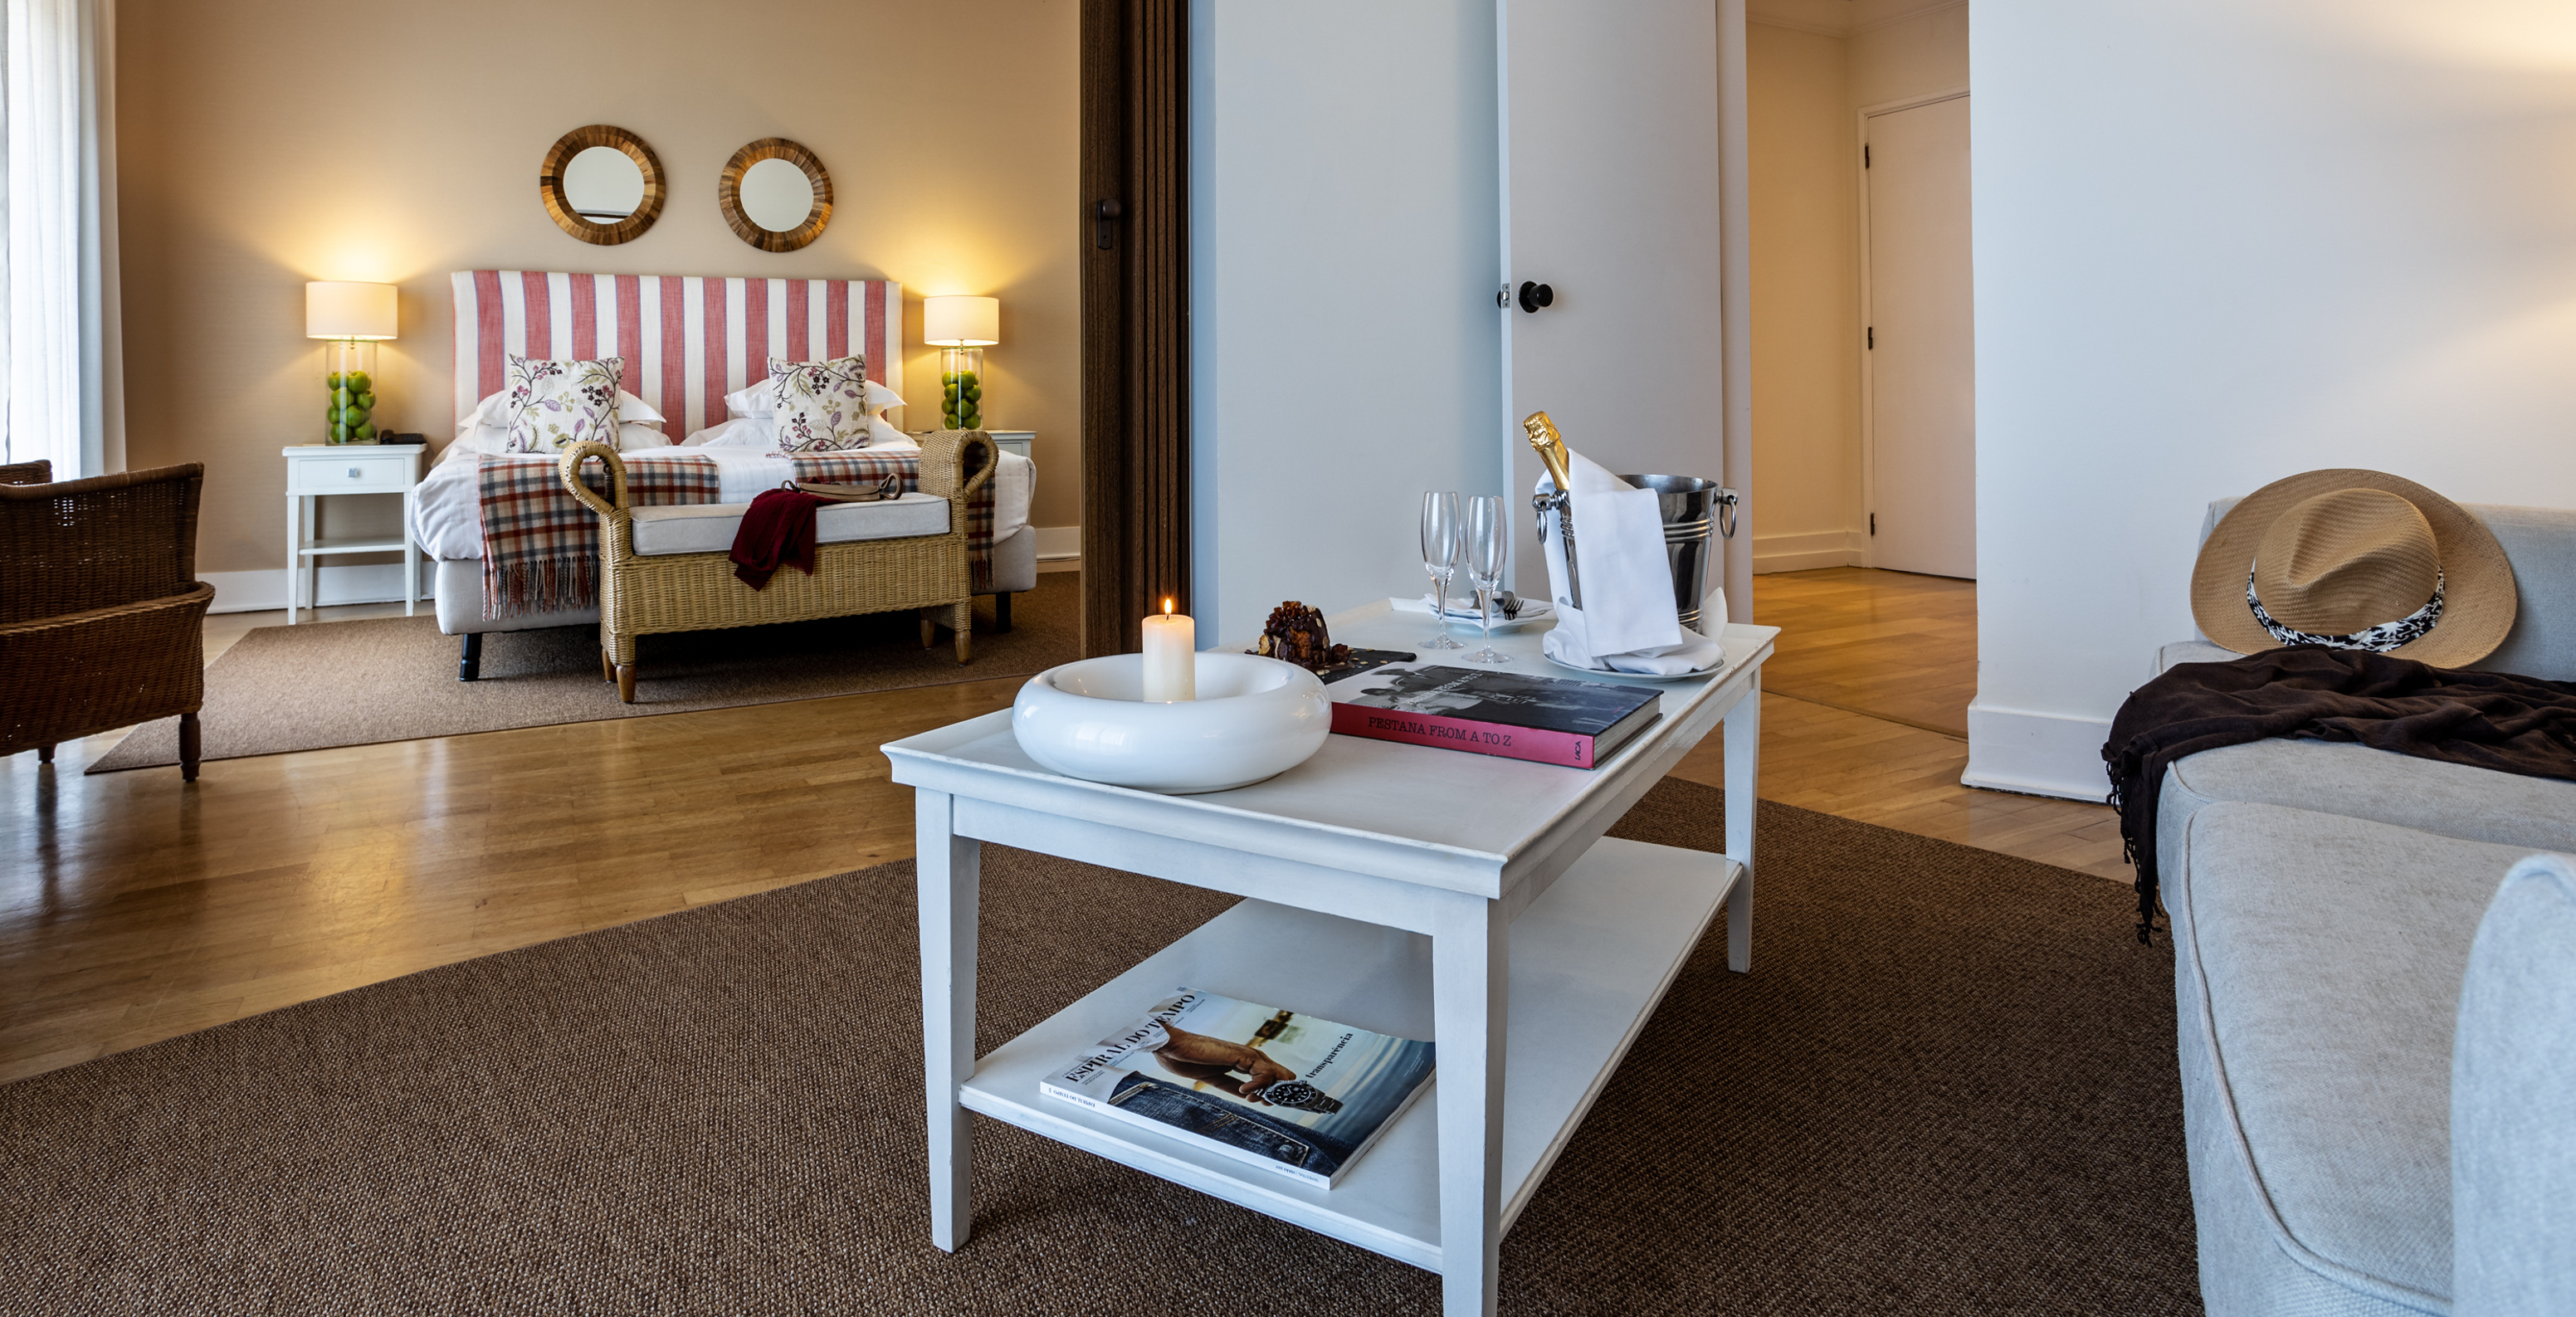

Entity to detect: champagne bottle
[1522,410,1583,608]
[1523,410,1574,492]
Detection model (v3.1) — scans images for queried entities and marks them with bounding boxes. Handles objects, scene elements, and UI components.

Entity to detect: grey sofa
[2153,500,2576,1316]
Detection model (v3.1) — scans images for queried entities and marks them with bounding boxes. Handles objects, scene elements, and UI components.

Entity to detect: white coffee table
[885,599,1775,1315]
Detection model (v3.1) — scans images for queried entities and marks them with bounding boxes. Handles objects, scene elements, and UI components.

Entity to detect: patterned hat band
[2246,566,2443,652]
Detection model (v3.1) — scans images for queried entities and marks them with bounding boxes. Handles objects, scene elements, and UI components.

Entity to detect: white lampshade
[306,281,398,340]
[922,295,1000,347]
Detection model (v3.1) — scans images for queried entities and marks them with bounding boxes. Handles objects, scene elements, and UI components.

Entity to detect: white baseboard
[1034,524,1081,562]
[1962,700,2115,802]
[1752,529,1862,573]
[202,564,422,614]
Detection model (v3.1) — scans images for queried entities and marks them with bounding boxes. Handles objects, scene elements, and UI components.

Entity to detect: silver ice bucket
[1617,474,1725,632]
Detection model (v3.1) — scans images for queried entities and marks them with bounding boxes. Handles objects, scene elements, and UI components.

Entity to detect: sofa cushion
[2177,801,2548,1310]
[2452,854,2576,1317]
[627,493,949,557]
[2163,739,2576,858]
[2157,638,2237,674]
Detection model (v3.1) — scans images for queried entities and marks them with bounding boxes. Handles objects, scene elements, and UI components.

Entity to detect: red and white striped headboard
[450,271,903,438]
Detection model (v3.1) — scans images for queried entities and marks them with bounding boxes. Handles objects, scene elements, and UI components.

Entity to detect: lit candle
[1141,597,1196,702]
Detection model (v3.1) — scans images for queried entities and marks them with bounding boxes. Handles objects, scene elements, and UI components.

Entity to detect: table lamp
[307,281,398,443]
[922,295,999,431]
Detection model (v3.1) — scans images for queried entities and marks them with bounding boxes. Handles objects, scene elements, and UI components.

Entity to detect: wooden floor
[1747,567,1978,736]
[1677,567,2127,878]
[0,569,2123,1085]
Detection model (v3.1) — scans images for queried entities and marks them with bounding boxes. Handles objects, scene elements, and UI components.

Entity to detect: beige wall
[1852,2,1969,107]
[1748,22,1861,569]
[1744,2,1968,572]
[117,0,1080,579]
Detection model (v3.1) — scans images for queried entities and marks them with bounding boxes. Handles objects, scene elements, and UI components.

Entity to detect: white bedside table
[282,443,423,624]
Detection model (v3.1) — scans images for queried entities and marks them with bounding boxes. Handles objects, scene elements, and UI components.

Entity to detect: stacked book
[1042,989,1436,1189]
[1322,662,1661,769]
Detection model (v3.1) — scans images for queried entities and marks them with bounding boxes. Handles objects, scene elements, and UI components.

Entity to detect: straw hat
[2190,469,2515,667]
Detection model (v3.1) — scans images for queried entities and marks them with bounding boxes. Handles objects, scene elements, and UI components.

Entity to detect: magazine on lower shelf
[1039,989,1437,1189]
[1320,662,1661,768]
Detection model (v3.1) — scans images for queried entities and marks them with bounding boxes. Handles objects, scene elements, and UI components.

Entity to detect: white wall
[1969,0,2576,798]
[1191,1,1503,644]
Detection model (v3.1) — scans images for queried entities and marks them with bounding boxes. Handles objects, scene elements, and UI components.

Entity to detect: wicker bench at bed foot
[562,435,993,705]
[610,601,970,702]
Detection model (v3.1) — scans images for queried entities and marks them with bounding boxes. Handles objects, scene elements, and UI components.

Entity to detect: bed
[412,271,1039,680]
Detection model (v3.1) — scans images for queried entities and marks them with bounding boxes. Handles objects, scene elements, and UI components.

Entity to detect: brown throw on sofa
[2105,647,2576,942]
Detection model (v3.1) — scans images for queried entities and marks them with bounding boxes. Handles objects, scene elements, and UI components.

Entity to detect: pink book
[1320,663,1661,769]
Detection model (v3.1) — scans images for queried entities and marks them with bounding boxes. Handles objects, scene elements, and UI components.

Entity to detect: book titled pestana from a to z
[1040,989,1436,1189]
[1321,663,1661,769]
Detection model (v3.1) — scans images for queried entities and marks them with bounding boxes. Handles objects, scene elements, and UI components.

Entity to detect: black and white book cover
[1040,989,1436,1189]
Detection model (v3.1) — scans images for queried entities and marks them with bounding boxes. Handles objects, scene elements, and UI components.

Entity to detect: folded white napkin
[1542,593,1729,674]
[1545,618,1726,674]
[1535,455,1719,674]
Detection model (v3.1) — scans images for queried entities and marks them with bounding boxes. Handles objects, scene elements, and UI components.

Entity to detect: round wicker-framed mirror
[718,138,832,252]
[539,125,666,246]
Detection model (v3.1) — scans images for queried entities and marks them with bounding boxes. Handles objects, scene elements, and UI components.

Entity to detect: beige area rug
[0,782,2199,1315]
[90,573,1080,773]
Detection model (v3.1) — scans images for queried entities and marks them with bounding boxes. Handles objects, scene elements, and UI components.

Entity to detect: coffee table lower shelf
[957,836,1737,1272]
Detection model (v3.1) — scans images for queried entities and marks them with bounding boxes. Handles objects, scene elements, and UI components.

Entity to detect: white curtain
[2,0,120,476]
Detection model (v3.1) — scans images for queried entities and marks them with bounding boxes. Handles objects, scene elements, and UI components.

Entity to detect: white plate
[1539,649,1725,683]
[1391,594,1554,632]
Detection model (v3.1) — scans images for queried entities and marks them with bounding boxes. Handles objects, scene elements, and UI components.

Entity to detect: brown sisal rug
[0,781,2200,1315]
[89,573,1081,773]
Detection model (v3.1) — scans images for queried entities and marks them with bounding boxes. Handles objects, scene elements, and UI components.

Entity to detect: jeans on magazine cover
[1109,1075,1360,1177]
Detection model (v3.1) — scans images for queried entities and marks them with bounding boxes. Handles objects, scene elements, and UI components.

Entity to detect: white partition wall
[1969,0,2576,798]
[1189,1,1505,645]
[1190,2,1749,645]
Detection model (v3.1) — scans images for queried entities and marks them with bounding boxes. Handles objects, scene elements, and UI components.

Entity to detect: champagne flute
[1420,491,1465,649]
[1464,495,1510,663]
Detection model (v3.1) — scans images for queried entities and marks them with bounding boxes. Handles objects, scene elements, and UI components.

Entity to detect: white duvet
[410,435,1035,561]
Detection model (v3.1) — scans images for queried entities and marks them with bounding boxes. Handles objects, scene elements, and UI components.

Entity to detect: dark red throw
[2104,647,2576,944]
[729,488,827,589]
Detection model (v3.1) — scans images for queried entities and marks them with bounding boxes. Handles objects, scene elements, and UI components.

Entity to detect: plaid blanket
[476,447,995,619]
[479,453,721,618]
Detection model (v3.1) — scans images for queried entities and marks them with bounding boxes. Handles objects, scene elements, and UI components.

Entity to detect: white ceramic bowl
[1012,652,1332,793]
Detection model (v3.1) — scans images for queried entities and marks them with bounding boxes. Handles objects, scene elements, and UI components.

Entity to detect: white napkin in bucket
[1534,454,1725,676]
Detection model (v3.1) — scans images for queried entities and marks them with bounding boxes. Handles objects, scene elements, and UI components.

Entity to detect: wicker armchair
[559,431,994,703]
[0,462,216,778]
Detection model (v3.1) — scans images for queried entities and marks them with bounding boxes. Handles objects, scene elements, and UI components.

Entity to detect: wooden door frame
[1855,85,1968,572]
[1079,0,1192,657]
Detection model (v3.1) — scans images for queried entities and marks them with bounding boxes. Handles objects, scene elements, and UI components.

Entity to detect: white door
[1863,94,1976,578]
[1500,1,1730,607]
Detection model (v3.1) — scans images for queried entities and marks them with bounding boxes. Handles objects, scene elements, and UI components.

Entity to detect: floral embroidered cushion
[505,355,625,453]
[766,354,871,451]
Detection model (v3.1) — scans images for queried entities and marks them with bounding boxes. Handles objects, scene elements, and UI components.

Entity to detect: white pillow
[681,417,771,448]
[682,414,910,450]
[461,388,666,435]
[724,377,904,419]
[447,420,671,456]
